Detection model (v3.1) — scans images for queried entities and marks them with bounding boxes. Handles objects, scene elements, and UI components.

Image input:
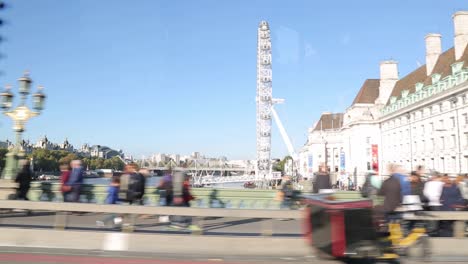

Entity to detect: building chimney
[453,11,468,60]
[425,33,442,75]
[376,60,399,105]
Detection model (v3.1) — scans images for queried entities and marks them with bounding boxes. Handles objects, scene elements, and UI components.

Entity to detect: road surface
[1,247,468,264]
[0,210,301,236]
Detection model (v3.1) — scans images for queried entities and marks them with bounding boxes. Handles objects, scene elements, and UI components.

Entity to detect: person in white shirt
[423,172,445,236]
[423,172,444,210]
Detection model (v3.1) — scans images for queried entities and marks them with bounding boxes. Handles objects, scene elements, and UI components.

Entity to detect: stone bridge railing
[27,182,282,209]
[26,182,362,209]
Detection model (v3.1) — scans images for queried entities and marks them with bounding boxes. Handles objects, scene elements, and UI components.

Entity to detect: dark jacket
[313,172,331,193]
[67,167,84,186]
[15,166,32,200]
[378,175,401,213]
[411,181,427,204]
[440,184,464,211]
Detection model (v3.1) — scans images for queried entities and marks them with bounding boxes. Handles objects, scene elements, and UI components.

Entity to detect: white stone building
[300,11,468,181]
[299,112,344,181]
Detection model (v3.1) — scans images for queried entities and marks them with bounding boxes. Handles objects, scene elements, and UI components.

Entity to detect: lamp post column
[0,72,46,199]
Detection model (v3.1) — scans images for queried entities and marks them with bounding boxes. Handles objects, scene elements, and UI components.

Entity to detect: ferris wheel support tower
[256,21,298,185]
[255,21,274,184]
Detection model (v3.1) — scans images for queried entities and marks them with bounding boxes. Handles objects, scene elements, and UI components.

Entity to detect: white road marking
[102,233,129,251]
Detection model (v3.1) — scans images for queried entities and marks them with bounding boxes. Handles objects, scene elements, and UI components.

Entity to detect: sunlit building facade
[300,11,468,180]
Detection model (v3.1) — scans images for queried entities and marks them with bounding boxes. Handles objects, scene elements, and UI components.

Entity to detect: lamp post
[0,72,46,180]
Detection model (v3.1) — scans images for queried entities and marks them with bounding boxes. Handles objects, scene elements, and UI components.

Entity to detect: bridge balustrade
[26,182,283,209]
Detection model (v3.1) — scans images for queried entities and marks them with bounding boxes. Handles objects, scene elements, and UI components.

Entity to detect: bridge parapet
[25,182,362,209]
[27,182,283,209]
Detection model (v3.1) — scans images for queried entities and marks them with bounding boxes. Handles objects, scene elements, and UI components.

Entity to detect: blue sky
[0,1,465,159]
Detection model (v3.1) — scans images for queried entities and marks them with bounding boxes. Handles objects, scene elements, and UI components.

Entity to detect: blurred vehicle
[302,194,430,264]
[243,181,256,189]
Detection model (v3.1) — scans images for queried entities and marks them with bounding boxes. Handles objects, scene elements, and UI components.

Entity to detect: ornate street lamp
[1,72,46,180]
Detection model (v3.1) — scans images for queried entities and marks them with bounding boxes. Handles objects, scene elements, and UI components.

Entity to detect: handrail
[403,211,468,221]
[0,200,303,219]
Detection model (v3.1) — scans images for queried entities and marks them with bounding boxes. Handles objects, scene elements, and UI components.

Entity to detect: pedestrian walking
[157,169,173,223]
[278,175,294,209]
[313,163,332,193]
[361,170,381,200]
[60,163,72,201]
[423,172,444,211]
[157,170,174,206]
[394,169,411,198]
[96,176,122,228]
[347,177,354,191]
[378,164,402,220]
[169,170,197,229]
[423,171,445,236]
[410,171,427,206]
[65,160,84,202]
[456,175,468,206]
[15,160,32,200]
[118,163,145,205]
[439,175,465,237]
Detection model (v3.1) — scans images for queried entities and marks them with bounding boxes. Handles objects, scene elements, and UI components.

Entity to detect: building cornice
[379,79,468,123]
[381,67,468,117]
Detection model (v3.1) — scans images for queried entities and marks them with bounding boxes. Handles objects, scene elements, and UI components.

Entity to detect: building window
[450,117,456,128]
[463,113,468,125]
[421,125,425,134]
[429,122,434,132]
[451,156,456,173]
[366,137,371,144]
[429,106,433,115]
[450,100,456,109]
[414,141,418,152]
[451,135,456,148]
[440,136,445,149]
[439,103,444,113]
[422,140,425,151]
[439,119,444,130]
[465,132,468,147]
[430,138,434,150]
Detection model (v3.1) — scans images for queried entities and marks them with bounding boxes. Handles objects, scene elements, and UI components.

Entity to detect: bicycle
[379,210,431,262]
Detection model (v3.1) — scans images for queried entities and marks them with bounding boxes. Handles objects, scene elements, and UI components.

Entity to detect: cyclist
[378,164,402,221]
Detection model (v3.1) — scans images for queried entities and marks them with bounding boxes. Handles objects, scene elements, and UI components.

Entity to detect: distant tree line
[0,148,125,173]
[273,155,292,173]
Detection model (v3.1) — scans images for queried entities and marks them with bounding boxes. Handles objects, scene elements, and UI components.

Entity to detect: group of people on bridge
[365,164,468,237]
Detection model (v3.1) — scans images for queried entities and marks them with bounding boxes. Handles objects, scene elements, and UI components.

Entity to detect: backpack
[118,173,144,202]
[118,173,131,201]
[129,173,145,200]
